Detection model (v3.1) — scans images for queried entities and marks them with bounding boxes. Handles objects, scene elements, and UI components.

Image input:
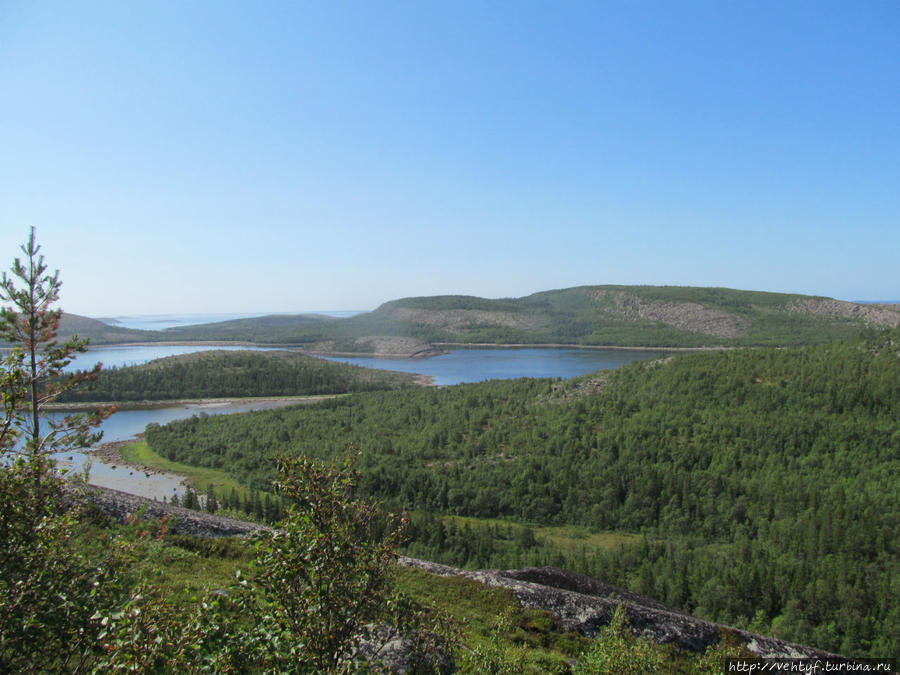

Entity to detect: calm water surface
[66,344,287,371]
[324,347,666,386]
[50,399,295,500]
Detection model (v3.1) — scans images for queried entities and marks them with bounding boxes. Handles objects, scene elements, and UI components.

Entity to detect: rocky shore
[88,438,147,467]
[45,394,337,412]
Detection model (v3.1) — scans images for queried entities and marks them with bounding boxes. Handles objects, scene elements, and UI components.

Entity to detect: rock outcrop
[399,558,846,661]
[71,484,266,538]
[592,290,751,338]
[310,336,443,358]
[385,307,544,334]
[787,298,900,327]
[76,485,851,664]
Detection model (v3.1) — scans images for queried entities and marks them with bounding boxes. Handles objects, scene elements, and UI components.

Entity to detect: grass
[532,523,641,553]
[120,440,252,498]
[397,565,588,673]
[442,513,642,553]
[73,518,254,605]
[69,515,743,673]
[75,512,586,672]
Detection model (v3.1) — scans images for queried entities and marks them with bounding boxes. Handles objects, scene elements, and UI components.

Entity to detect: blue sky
[1,1,898,315]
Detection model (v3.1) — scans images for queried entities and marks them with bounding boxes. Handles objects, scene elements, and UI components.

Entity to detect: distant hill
[50,312,335,346]
[373,286,900,347]
[56,313,159,345]
[46,287,900,351]
[158,313,339,343]
[147,285,900,351]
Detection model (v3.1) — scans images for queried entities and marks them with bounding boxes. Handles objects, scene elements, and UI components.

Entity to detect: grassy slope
[77,517,726,673]
[120,440,249,499]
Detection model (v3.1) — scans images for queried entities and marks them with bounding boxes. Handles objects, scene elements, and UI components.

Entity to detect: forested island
[140,328,900,659]
[56,349,422,403]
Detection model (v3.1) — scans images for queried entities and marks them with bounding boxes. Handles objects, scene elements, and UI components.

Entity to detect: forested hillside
[55,313,157,344]
[367,286,900,346]
[58,350,420,402]
[141,286,900,350]
[144,328,900,658]
[49,287,900,351]
[155,313,339,343]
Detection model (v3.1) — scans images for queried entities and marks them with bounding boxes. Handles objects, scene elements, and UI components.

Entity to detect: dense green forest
[144,328,900,658]
[57,350,420,402]
[146,313,339,344]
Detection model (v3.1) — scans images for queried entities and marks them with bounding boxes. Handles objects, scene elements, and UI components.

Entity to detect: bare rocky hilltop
[54,286,900,356]
[399,558,845,661]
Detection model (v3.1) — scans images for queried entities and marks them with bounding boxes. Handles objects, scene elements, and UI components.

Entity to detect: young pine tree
[0,229,125,672]
[0,227,114,480]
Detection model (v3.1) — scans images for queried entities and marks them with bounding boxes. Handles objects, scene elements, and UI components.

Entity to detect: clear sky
[1,1,898,315]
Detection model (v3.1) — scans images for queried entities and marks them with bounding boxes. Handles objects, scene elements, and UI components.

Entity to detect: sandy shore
[86,437,174,477]
[80,339,733,357]
[432,342,733,352]
[44,394,340,412]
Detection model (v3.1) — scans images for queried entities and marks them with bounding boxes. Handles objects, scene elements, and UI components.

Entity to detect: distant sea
[94,311,365,331]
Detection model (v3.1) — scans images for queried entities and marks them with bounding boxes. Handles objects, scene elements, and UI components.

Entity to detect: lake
[62,344,667,446]
[67,343,667,386]
[49,399,296,500]
[66,344,285,371]
[323,347,666,386]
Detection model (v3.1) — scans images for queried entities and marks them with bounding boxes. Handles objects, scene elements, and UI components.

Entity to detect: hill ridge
[52,285,900,351]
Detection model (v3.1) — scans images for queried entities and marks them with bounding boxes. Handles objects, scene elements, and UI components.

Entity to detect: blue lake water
[49,399,294,500]
[324,347,665,386]
[67,344,286,372]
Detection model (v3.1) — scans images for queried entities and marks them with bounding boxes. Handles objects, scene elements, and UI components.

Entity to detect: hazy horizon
[2,2,898,315]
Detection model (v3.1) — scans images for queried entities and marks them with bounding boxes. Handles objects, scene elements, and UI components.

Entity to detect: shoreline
[68,340,734,358]
[431,342,732,353]
[44,394,341,412]
[86,437,172,477]
[308,348,446,359]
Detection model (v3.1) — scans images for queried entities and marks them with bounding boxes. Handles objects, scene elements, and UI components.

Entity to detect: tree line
[57,349,419,402]
[144,328,900,658]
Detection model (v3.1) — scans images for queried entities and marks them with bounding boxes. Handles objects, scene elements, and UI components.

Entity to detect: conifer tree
[205,483,218,513]
[0,229,125,670]
[0,228,114,488]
